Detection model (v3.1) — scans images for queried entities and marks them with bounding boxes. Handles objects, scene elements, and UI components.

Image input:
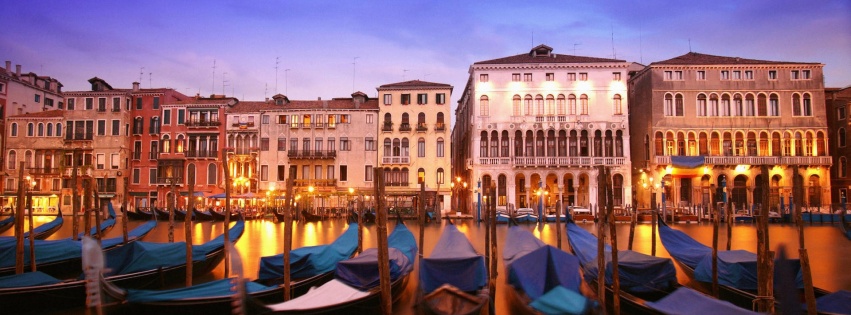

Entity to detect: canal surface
[5,215,850,314]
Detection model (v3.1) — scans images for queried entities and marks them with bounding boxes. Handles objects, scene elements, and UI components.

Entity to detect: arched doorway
[732,175,748,210]
[753,174,765,208]
[514,174,527,208]
[770,175,782,212]
[562,173,576,207]
[808,175,821,208]
[577,173,589,207]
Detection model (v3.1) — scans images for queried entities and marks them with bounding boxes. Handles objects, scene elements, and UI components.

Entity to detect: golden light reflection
[303,222,318,246]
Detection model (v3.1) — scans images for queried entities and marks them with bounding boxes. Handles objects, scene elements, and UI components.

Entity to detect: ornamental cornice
[472,63,630,71]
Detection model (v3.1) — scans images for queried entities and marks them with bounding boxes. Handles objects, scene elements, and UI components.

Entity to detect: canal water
[5,215,850,314]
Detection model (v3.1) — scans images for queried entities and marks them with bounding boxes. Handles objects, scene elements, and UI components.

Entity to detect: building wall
[4,114,65,214]
[826,87,851,207]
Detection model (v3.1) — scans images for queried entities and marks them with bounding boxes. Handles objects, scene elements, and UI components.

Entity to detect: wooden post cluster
[283,174,295,301]
[185,175,195,287]
[223,152,232,277]
[605,167,620,314]
[595,165,607,314]
[373,168,392,315]
[794,165,816,314]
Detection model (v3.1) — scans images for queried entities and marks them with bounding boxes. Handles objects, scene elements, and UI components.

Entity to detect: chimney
[317,97,321,100]
[16,64,21,77]
[132,82,140,91]
[4,61,9,73]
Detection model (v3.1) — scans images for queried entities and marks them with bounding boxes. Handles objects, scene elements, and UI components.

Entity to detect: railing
[655,155,832,166]
[381,156,410,164]
[187,120,221,127]
[399,123,411,132]
[434,123,446,131]
[231,148,257,155]
[416,124,428,132]
[149,151,159,160]
[28,167,60,175]
[186,150,218,158]
[154,177,184,185]
[386,181,410,187]
[65,132,93,140]
[506,156,627,167]
[132,152,141,160]
[293,179,337,187]
[287,150,337,159]
[382,122,393,132]
[64,167,93,177]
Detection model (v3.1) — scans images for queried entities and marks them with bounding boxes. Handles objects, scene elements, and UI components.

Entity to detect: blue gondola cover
[126,277,272,303]
[420,225,487,293]
[504,227,583,301]
[335,223,416,291]
[0,271,61,288]
[258,223,359,281]
[646,287,760,315]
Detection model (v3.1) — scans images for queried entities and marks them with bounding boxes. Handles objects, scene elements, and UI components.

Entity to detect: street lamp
[307,185,315,214]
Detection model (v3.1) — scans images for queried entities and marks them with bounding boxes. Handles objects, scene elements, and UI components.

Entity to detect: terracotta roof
[226,98,379,113]
[9,110,65,119]
[378,80,452,89]
[651,52,819,66]
[475,44,624,65]
[226,101,280,113]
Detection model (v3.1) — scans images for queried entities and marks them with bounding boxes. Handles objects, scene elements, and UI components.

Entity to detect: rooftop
[474,44,625,65]
[651,52,820,66]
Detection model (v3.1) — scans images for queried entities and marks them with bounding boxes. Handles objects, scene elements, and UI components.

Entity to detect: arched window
[401,113,409,127]
[176,134,185,153]
[401,138,409,156]
[839,128,847,147]
[839,157,847,178]
[383,138,392,157]
[436,168,445,185]
[27,123,34,136]
[436,113,445,131]
[392,138,401,156]
[417,112,426,130]
[732,175,748,208]
[546,94,555,116]
[479,95,489,116]
[613,174,624,206]
[568,94,577,115]
[655,131,664,156]
[524,94,533,115]
[757,94,767,116]
[709,94,719,116]
[187,163,196,186]
[480,132,488,157]
[803,93,812,116]
[769,93,779,116]
[417,168,425,184]
[745,94,755,116]
[664,93,673,116]
[613,94,622,115]
[37,123,44,137]
[557,94,566,115]
[162,135,171,153]
[733,94,743,116]
[697,94,707,116]
[10,123,17,137]
[417,138,426,157]
[535,95,544,116]
[808,175,821,207]
[437,138,445,157]
[7,151,16,170]
[513,95,522,116]
[24,150,32,168]
[46,123,53,137]
[675,94,684,116]
[501,131,510,157]
[792,93,802,116]
[207,164,217,185]
[580,94,589,115]
[498,174,507,206]
[491,131,499,157]
[721,94,730,116]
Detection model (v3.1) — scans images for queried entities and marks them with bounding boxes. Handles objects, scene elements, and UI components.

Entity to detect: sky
[2,0,850,106]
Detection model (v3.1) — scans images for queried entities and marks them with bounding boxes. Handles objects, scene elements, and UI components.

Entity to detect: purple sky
[2,1,850,105]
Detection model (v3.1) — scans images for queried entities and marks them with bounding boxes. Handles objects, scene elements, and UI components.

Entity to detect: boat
[733,209,753,223]
[495,211,509,224]
[193,208,214,221]
[570,207,595,223]
[544,214,566,223]
[126,207,156,221]
[0,220,159,313]
[154,207,172,221]
[0,219,157,278]
[75,202,118,239]
[566,220,679,314]
[0,210,64,241]
[613,208,633,223]
[0,215,13,234]
[210,208,240,221]
[657,218,831,310]
[637,210,654,223]
[174,208,193,221]
[417,223,489,315]
[645,286,760,315]
[300,210,322,222]
[502,225,596,315]
[514,208,538,223]
[840,212,851,240]
[258,217,417,314]
[101,221,360,315]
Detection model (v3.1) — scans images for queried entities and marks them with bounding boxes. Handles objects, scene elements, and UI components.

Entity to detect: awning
[98,193,116,198]
[129,192,149,197]
[179,191,207,197]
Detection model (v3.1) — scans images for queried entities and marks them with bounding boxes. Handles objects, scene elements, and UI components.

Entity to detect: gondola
[174,208,194,221]
[300,210,322,222]
[211,208,240,221]
[76,202,118,239]
[154,207,171,221]
[0,219,157,278]
[645,286,761,315]
[839,210,851,240]
[0,210,63,241]
[566,219,678,314]
[0,220,159,313]
[100,221,360,315]
[0,215,14,234]
[502,224,596,315]
[193,208,214,221]
[258,217,417,314]
[416,222,488,315]
[657,217,832,311]
[126,207,156,221]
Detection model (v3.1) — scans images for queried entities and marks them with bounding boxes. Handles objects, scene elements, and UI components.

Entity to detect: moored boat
[417,223,488,315]
[126,207,156,221]
[193,208,214,221]
[0,215,14,234]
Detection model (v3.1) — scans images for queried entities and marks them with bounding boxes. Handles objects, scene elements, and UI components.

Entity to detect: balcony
[293,179,337,188]
[399,123,411,132]
[187,120,221,128]
[231,148,257,155]
[28,167,60,175]
[112,106,121,112]
[381,156,411,165]
[416,124,428,132]
[149,151,159,160]
[434,123,446,132]
[287,150,337,159]
[186,150,218,158]
[382,122,393,132]
[63,167,93,177]
[132,152,142,160]
[153,177,184,185]
[654,155,832,166]
[64,132,93,141]
[505,156,627,167]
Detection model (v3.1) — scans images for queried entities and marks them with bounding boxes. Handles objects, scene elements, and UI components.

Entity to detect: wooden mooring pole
[185,176,195,287]
[596,165,607,314]
[283,174,295,301]
[489,184,498,315]
[712,200,720,298]
[606,167,620,314]
[223,152,232,277]
[794,165,817,314]
[756,165,774,313]
[374,168,392,315]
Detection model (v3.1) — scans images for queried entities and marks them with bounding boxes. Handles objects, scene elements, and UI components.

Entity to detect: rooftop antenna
[403,69,409,81]
[611,24,617,59]
[148,72,152,88]
[264,83,268,99]
[222,72,229,96]
[274,57,280,94]
[639,23,644,64]
[285,69,290,95]
[139,67,145,83]
[352,57,359,93]
[573,43,581,55]
[688,39,692,52]
[211,59,216,97]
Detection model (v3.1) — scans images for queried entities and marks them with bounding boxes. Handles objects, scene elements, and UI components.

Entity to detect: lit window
[523,73,532,82]
[512,73,521,82]
[579,73,588,81]
[546,73,554,81]
[479,74,488,82]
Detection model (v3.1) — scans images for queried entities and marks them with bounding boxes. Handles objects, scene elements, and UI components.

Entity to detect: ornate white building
[453,45,637,217]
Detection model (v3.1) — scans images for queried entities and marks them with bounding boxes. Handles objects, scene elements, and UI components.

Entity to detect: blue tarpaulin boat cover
[335,223,416,291]
[503,226,583,301]
[100,220,157,249]
[12,213,63,239]
[77,203,118,239]
[0,271,61,288]
[646,287,760,315]
[420,224,487,293]
[566,222,677,293]
[670,156,705,168]
[258,223,359,281]
[528,285,591,315]
[659,221,803,290]
[103,219,243,276]
[814,290,851,315]
[126,277,272,303]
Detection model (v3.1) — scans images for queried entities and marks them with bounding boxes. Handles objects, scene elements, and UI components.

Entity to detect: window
[838,128,846,147]
[418,138,425,157]
[721,71,729,80]
[613,94,622,115]
[261,115,270,125]
[401,94,411,105]
[613,72,621,81]
[67,98,75,110]
[837,106,846,120]
[697,94,707,116]
[34,94,40,103]
[664,71,672,80]
[436,93,446,104]
[258,138,269,151]
[768,70,777,80]
[96,154,105,169]
[0,82,3,93]
[259,165,268,181]
[341,137,350,151]
[111,154,119,169]
[383,94,392,105]
[365,137,376,151]
[546,73,555,81]
[802,70,811,79]
[366,114,373,124]
[153,96,160,109]
[579,94,588,115]
[97,120,106,136]
[339,165,347,181]
[732,70,741,80]
[674,71,682,80]
[276,138,285,151]
[839,158,847,178]
[803,93,812,116]
[664,94,674,116]
[207,164,217,185]
[10,123,17,137]
[675,94,684,116]
[37,123,43,136]
[791,70,800,80]
[85,98,93,110]
[327,165,334,180]
[97,98,106,111]
[512,73,521,81]
[135,97,143,110]
[479,74,488,82]
[579,73,588,81]
[365,165,373,181]
[177,110,185,124]
[149,169,158,184]
[769,94,780,116]
[793,94,802,116]
[568,73,576,81]
[479,95,489,116]
[523,73,532,82]
[132,168,141,184]
[163,109,171,125]
[417,93,427,105]
[697,71,706,80]
[744,70,753,80]
[437,168,444,184]
[437,138,445,157]
[112,120,120,135]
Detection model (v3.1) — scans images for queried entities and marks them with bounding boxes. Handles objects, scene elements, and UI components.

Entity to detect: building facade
[453,45,635,218]
[826,87,850,207]
[4,110,65,214]
[629,52,832,214]
[376,80,452,215]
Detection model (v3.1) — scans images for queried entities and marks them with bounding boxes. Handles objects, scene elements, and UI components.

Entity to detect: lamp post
[348,187,355,217]
[307,185,315,215]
